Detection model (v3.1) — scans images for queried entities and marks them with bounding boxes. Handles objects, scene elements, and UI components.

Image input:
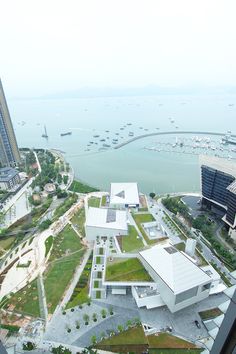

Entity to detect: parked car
[194,320,201,329]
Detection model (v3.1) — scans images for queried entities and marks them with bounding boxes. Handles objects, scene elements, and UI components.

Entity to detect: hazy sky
[0,0,236,96]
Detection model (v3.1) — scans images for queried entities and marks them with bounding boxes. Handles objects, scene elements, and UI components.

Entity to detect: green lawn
[96,290,101,299]
[105,258,152,282]
[88,197,101,208]
[101,195,107,206]
[132,213,157,245]
[119,225,144,252]
[53,194,78,220]
[199,308,222,320]
[44,250,85,313]
[4,279,40,317]
[147,333,200,349]
[175,242,185,252]
[96,326,202,353]
[94,280,99,288]
[71,207,86,237]
[69,180,98,193]
[96,256,101,264]
[98,325,147,346]
[45,235,53,257]
[49,224,83,262]
[0,236,16,251]
[66,253,93,308]
[43,224,86,313]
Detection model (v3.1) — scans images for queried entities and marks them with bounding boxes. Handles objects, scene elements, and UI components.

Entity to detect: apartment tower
[0,79,20,167]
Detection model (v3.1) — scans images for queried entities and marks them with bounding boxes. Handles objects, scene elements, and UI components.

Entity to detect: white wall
[85,225,127,241]
[139,255,211,313]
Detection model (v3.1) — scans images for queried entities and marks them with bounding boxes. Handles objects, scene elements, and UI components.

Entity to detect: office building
[0,79,20,167]
[0,167,21,191]
[200,155,236,239]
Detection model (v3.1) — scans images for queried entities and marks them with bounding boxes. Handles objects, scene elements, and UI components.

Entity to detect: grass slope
[106,258,152,282]
[120,225,144,252]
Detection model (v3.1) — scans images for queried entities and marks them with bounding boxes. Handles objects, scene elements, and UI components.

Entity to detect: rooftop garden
[101,195,107,206]
[132,213,157,245]
[88,197,101,208]
[117,225,144,252]
[105,258,152,282]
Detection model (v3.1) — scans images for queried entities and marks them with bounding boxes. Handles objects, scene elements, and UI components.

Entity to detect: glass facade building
[201,160,236,229]
[0,79,20,167]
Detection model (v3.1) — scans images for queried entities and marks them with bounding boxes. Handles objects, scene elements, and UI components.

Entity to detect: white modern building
[139,245,213,312]
[100,243,225,313]
[85,207,128,241]
[110,182,140,209]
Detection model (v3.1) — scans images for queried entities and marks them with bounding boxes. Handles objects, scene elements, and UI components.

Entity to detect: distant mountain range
[12,85,236,100]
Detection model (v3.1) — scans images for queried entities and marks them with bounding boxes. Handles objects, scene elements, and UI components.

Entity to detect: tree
[100,331,106,340]
[101,309,107,318]
[57,173,63,184]
[117,324,124,332]
[149,192,156,199]
[92,313,97,322]
[63,175,69,185]
[51,345,72,354]
[75,320,80,329]
[22,341,36,351]
[108,305,114,315]
[38,219,52,231]
[83,313,90,325]
[126,319,132,328]
[90,335,97,345]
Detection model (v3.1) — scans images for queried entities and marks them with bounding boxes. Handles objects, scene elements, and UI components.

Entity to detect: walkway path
[128,212,147,247]
[37,273,48,320]
[114,130,235,150]
[33,151,42,173]
[52,248,92,318]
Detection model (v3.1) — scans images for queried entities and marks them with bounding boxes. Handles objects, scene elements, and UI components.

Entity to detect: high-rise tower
[0,79,20,167]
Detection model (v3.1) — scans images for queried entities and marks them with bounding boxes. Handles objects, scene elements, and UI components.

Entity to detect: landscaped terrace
[105,258,152,282]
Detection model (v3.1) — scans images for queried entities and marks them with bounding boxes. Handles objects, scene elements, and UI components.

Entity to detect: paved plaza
[42,290,228,348]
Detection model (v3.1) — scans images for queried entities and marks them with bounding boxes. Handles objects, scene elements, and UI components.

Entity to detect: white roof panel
[86,207,128,231]
[110,182,139,205]
[139,245,211,294]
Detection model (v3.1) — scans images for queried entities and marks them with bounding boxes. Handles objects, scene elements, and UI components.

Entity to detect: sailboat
[42,125,48,138]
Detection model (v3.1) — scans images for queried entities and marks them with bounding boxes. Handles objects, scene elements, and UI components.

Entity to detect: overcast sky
[0,0,236,97]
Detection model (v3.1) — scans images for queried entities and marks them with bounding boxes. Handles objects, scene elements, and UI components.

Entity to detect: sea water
[9,94,236,194]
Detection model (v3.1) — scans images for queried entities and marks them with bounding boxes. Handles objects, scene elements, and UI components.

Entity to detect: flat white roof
[139,245,211,294]
[200,265,220,281]
[110,182,139,205]
[86,207,128,231]
[199,155,236,178]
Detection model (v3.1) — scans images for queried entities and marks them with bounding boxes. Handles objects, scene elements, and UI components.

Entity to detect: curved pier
[114,130,236,149]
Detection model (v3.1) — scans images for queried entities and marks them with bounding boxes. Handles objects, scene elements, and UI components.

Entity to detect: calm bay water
[9,94,236,194]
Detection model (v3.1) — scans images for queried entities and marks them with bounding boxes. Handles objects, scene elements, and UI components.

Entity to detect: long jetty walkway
[114,130,236,149]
